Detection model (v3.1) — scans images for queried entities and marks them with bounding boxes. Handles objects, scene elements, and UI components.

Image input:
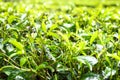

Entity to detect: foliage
[0,0,120,80]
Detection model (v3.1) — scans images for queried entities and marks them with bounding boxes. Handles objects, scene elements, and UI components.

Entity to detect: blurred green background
[1,0,120,6]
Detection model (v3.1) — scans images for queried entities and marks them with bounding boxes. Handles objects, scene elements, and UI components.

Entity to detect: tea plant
[0,0,120,80]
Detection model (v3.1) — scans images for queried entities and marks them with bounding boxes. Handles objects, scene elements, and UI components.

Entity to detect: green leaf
[56,63,69,72]
[36,63,46,71]
[78,41,86,51]
[0,66,18,76]
[36,62,54,72]
[102,67,116,79]
[20,57,27,67]
[75,56,98,65]
[46,66,54,72]
[42,21,47,33]
[8,15,16,24]
[9,38,24,50]
[6,44,14,52]
[9,50,25,58]
[74,56,98,71]
[14,75,25,80]
[81,72,101,80]
[49,24,58,31]
[107,53,120,60]
[47,32,59,39]
[0,43,3,49]
[90,31,98,44]
[54,74,58,80]
[75,22,79,34]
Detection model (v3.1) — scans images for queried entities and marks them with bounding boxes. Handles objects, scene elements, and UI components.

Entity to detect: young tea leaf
[90,31,98,45]
[9,38,24,50]
[107,53,120,60]
[20,57,27,67]
[42,21,47,33]
[8,15,16,24]
[9,50,25,58]
[36,63,46,71]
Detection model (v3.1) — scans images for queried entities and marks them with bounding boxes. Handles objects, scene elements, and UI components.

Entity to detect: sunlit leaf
[102,67,116,79]
[9,50,25,58]
[15,75,25,80]
[56,63,69,73]
[107,53,120,60]
[81,72,101,80]
[42,21,47,33]
[6,44,14,52]
[8,15,16,24]
[47,32,59,39]
[75,56,98,65]
[74,56,98,71]
[9,38,24,50]
[90,31,98,44]
[49,24,58,31]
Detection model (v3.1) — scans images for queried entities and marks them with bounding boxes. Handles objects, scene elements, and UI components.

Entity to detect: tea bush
[0,0,120,80]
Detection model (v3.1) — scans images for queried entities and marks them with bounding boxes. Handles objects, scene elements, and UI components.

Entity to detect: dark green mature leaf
[74,56,98,71]
[81,72,101,80]
[75,56,98,66]
[0,66,19,76]
[102,67,116,79]
[36,63,54,72]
